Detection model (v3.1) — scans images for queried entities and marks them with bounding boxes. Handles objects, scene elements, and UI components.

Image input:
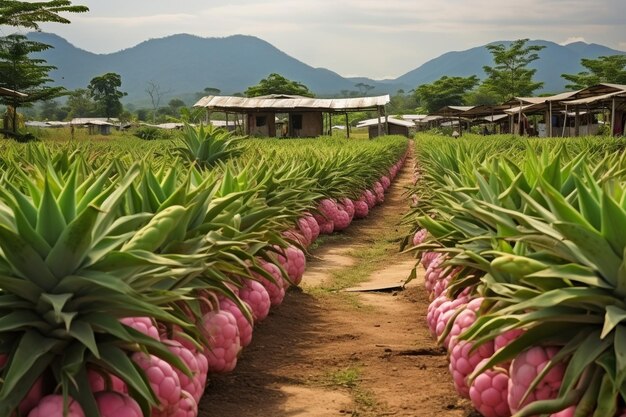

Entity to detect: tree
[562,55,626,90]
[414,75,480,113]
[482,39,545,100]
[145,81,170,123]
[244,73,314,97]
[39,99,68,120]
[0,34,65,133]
[0,0,88,29]
[355,82,375,96]
[88,72,126,118]
[66,88,94,118]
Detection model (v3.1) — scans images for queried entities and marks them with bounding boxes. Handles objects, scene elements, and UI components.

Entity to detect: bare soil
[199,146,474,417]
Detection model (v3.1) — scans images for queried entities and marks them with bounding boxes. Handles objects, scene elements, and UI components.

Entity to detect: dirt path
[199,146,473,417]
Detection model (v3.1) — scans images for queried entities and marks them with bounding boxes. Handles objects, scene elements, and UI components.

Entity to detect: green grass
[322,366,378,416]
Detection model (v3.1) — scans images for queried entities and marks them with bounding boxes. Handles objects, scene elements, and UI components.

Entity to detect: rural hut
[559,83,626,136]
[193,94,391,138]
[71,118,119,135]
[357,117,415,138]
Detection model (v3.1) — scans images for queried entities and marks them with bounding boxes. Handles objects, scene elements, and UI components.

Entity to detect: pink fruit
[282,229,307,247]
[412,228,427,246]
[254,260,286,306]
[508,346,566,414]
[426,294,450,336]
[296,218,313,246]
[131,352,181,410]
[276,245,306,286]
[469,359,511,417]
[362,190,376,209]
[421,251,441,270]
[95,391,142,417]
[447,298,484,351]
[163,339,204,402]
[120,317,160,340]
[494,329,525,351]
[218,297,253,348]
[302,213,320,241]
[433,296,469,341]
[380,176,391,190]
[353,199,369,219]
[167,391,198,417]
[313,212,334,234]
[373,182,384,203]
[424,254,444,295]
[201,310,240,373]
[332,208,351,231]
[239,279,271,322]
[18,377,45,416]
[449,340,495,398]
[88,369,128,393]
[27,395,85,417]
[550,406,575,417]
[339,198,355,219]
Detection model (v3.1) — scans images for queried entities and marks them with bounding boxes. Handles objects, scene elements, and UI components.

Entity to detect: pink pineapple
[254,260,286,306]
[131,352,181,412]
[276,245,306,286]
[282,229,307,247]
[447,297,484,351]
[507,346,566,414]
[494,328,525,351]
[426,294,450,336]
[362,190,377,209]
[218,297,253,348]
[296,218,313,247]
[432,295,470,341]
[353,199,369,219]
[339,198,355,219]
[380,175,391,190]
[87,369,128,393]
[120,317,160,340]
[18,376,45,416]
[95,391,142,417]
[239,279,271,321]
[167,391,198,417]
[469,359,511,417]
[301,213,320,241]
[424,254,445,295]
[421,251,441,270]
[449,340,495,398]
[163,339,204,403]
[412,228,428,246]
[373,182,385,204]
[332,207,352,231]
[550,406,576,417]
[315,199,339,234]
[27,395,84,417]
[201,310,241,373]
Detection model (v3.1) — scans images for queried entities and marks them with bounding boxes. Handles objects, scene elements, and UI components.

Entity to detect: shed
[193,94,391,138]
[357,117,414,138]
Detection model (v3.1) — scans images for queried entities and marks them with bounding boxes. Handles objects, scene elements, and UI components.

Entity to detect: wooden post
[385,112,389,135]
[345,112,350,139]
[611,98,617,136]
[549,101,553,137]
[574,107,580,137]
[225,113,229,131]
[377,106,382,138]
[562,105,568,137]
[518,100,523,136]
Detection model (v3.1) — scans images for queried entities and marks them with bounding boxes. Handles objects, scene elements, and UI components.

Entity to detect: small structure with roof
[193,94,391,138]
[357,117,415,138]
[70,118,119,135]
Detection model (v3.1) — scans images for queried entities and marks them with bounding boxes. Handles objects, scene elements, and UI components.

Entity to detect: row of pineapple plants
[0,126,409,417]
[405,134,626,417]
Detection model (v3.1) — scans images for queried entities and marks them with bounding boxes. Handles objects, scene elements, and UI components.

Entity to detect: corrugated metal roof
[193,95,390,110]
[562,90,626,105]
[0,87,27,98]
[357,117,415,128]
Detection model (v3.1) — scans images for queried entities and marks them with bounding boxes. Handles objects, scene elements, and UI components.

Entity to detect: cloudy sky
[16,0,626,79]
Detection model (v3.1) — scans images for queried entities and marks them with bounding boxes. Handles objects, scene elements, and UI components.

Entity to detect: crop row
[0,131,408,417]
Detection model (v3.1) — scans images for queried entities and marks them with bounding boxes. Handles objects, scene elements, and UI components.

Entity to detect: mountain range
[27,32,626,106]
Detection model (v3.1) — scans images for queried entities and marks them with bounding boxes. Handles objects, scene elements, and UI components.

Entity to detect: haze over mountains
[28,32,626,106]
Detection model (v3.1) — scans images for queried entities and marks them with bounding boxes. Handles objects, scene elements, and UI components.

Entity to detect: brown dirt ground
[198,145,475,417]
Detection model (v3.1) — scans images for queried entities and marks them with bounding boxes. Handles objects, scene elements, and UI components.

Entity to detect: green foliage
[245,73,314,98]
[482,39,545,100]
[0,0,88,29]
[562,55,626,90]
[66,88,95,118]
[414,75,479,113]
[133,126,173,141]
[0,34,66,133]
[175,124,246,168]
[88,72,127,118]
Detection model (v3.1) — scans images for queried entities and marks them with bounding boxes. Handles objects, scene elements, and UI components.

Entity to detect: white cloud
[560,36,588,45]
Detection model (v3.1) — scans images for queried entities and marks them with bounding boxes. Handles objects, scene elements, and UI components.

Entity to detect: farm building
[71,118,120,135]
[193,94,390,138]
[357,117,415,138]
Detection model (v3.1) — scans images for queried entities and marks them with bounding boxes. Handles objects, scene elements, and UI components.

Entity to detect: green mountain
[27,33,625,106]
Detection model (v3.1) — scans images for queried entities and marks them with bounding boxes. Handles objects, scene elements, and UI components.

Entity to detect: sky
[14,0,626,79]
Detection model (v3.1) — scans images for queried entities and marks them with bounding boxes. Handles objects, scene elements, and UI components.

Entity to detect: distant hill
[27,33,626,106]
[395,39,626,93]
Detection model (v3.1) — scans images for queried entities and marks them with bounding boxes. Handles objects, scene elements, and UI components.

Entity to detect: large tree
[414,75,479,113]
[66,88,94,118]
[88,72,127,118]
[245,73,314,98]
[562,55,626,90]
[482,39,545,100]
[0,0,88,29]
[0,34,65,133]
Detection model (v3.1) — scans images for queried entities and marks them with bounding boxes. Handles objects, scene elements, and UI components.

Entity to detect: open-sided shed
[193,94,391,138]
